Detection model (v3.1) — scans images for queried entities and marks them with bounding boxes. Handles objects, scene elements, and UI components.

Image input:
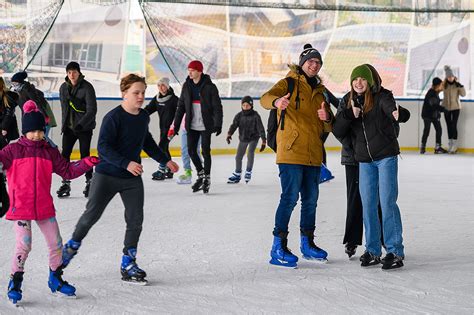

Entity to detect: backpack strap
[279,77,295,130]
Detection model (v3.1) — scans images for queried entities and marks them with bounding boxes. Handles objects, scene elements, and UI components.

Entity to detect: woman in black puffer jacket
[333,64,408,270]
[0,77,20,149]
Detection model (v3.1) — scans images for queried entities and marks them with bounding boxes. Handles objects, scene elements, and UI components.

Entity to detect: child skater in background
[0,100,99,305]
[226,96,266,183]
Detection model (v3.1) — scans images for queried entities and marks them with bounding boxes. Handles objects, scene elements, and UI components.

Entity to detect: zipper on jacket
[361,111,374,161]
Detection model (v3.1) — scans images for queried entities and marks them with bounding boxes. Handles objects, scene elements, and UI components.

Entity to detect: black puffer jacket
[334,88,405,163]
[174,74,223,133]
[144,87,178,139]
[227,109,266,142]
[421,88,444,120]
[59,75,97,132]
[0,91,19,145]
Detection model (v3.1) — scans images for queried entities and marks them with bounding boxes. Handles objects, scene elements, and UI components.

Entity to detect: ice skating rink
[0,152,473,314]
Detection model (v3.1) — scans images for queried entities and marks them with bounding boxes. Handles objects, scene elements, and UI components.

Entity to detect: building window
[48,43,102,70]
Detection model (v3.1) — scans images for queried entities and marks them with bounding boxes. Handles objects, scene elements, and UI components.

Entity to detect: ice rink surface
[0,152,473,314]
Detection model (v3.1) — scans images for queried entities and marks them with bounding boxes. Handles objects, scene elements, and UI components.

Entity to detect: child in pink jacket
[0,100,99,305]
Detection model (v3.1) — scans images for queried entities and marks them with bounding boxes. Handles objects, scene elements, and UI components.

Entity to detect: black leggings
[187,129,212,175]
[444,110,460,139]
[421,118,442,145]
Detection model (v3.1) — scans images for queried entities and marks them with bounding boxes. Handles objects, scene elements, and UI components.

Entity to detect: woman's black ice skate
[202,175,210,194]
[360,251,381,267]
[57,180,71,198]
[381,253,404,270]
[192,171,205,192]
[345,244,357,258]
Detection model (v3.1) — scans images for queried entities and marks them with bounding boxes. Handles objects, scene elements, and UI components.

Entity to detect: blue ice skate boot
[121,248,147,285]
[62,239,81,268]
[244,171,252,183]
[7,272,23,305]
[319,164,334,184]
[269,232,298,268]
[300,230,328,262]
[227,172,241,184]
[48,267,76,297]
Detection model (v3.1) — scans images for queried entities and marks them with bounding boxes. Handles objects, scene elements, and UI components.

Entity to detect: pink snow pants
[12,218,63,274]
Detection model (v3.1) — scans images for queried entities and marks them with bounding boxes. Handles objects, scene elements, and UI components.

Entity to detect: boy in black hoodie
[226,96,266,183]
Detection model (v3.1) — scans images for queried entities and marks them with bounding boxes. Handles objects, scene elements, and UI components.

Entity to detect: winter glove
[455,82,464,88]
[226,135,232,144]
[260,141,266,152]
[214,127,222,136]
[84,156,100,167]
[167,128,176,140]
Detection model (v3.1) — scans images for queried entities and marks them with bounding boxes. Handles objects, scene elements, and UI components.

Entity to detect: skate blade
[360,261,381,267]
[382,262,404,270]
[227,181,240,184]
[122,278,148,286]
[177,181,192,185]
[9,298,23,307]
[50,291,77,299]
[269,258,298,268]
[302,256,328,263]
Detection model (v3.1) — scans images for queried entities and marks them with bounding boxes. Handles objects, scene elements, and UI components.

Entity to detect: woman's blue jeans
[359,156,404,257]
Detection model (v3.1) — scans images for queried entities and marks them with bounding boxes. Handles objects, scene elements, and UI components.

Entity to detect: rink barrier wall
[42,97,474,160]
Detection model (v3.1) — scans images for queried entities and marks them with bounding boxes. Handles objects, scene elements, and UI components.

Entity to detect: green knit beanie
[350,64,374,87]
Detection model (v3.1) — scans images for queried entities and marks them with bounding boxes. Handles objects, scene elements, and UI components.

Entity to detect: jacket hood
[286,63,324,92]
[186,73,212,86]
[364,64,382,93]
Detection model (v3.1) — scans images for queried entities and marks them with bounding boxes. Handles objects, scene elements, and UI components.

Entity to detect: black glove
[226,135,232,144]
[355,95,364,108]
[260,142,266,152]
[455,82,464,88]
[214,127,222,136]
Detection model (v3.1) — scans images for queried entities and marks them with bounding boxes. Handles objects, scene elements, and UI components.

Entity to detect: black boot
[192,170,205,192]
[345,243,357,258]
[57,180,71,198]
[381,253,404,270]
[434,144,448,154]
[202,174,211,194]
[360,251,381,267]
[420,144,426,154]
[83,179,91,198]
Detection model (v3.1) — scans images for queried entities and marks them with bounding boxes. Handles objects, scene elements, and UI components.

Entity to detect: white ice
[0,152,473,314]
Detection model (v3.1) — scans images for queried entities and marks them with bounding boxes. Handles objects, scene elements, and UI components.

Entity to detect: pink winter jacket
[0,137,93,221]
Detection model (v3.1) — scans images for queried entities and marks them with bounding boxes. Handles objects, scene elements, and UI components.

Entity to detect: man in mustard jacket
[260,44,333,268]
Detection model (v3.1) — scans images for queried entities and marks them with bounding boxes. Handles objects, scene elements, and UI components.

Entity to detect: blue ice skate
[227,172,241,184]
[62,239,81,268]
[121,248,148,285]
[319,164,334,184]
[48,268,76,297]
[269,235,298,268]
[7,272,23,305]
[300,235,328,262]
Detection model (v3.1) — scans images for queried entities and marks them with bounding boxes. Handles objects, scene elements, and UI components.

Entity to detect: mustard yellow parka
[260,64,333,166]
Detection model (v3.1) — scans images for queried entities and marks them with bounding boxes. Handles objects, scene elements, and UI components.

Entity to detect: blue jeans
[273,164,321,236]
[180,129,201,170]
[359,156,404,257]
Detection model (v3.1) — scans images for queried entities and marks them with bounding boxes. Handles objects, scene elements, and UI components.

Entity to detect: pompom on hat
[444,65,454,78]
[299,44,323,67]
[21,100,46,135]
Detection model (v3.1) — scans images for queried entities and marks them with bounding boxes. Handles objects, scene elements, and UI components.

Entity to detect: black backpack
[267,77,295,152]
